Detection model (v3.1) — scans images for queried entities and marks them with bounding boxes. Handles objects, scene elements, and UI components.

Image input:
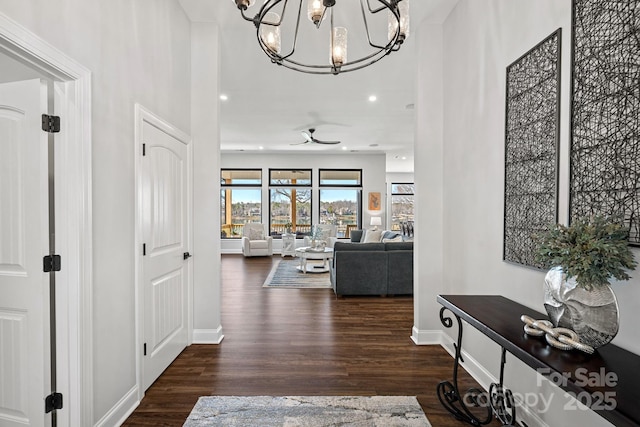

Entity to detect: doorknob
[183,252,192,260]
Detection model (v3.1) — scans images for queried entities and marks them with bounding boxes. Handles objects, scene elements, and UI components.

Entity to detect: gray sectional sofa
[329,240,413,296]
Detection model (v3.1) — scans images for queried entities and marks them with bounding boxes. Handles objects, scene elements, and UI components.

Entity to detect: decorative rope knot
[520,315,594,354]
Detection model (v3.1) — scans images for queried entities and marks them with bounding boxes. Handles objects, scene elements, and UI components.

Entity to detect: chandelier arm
[359,0,401,50]
[276,0,304,61]
[275,49,392,74]
[317,5,328,29]
[365,0,399,15]
[278,43,393,72]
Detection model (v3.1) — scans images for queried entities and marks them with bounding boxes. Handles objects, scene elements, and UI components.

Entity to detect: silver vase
[543,267,619,349]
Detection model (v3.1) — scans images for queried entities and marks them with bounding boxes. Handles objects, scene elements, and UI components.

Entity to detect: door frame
[0,12,93,427]
[134,103,193,399]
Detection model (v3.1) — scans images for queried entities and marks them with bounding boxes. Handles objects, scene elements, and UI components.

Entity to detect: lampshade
[370,217,382,226]
[260,12,281,54]
[330,27,347,67]
[388,0,410,43]
[307,0,326,26]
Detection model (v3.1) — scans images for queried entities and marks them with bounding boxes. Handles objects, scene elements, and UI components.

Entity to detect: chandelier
[232,0,410,75]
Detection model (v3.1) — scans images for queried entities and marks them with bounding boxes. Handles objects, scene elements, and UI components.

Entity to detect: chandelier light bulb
[260,12,281,54]
[331,26,347,68]
[388,0,410,43]
[307,0,326,26]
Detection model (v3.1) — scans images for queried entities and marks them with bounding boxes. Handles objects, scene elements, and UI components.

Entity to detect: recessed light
[401,156,407,160]
[258,146,264,150]
[219,94,228,101]
[368,95,377,102]
[342,146,348,150]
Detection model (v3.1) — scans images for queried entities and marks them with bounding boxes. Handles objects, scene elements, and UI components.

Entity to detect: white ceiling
[191,1,456,173]
[2,1,458,174]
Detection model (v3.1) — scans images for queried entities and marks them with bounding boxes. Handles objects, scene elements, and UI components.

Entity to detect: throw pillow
[248,227,263,240]
[362,229,383,243]
[318,228,330,240]
[382,230,401,240]
[382,235,403,243]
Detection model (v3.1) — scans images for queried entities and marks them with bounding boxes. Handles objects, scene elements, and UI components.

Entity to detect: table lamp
[370,216,382,231]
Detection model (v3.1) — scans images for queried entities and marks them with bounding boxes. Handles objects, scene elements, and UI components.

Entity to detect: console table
[437,295,640,427]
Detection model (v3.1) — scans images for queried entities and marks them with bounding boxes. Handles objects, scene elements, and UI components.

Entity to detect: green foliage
[535,216,637,289]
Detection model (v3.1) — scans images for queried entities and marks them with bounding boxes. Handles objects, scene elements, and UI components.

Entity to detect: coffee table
[295,246,333,274]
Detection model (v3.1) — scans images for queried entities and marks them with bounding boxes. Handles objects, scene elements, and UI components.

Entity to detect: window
[269,169,312,237]
[390,183,414,232]
[319,169,361,186]
[220,169,262,239]
[269,169,311,186]
[319,169,362,238]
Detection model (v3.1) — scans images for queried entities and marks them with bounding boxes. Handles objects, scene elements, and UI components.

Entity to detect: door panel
[142,121,189,390]
[0,79,49,427]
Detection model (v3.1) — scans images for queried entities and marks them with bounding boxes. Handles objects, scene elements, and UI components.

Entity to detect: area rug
[262,259,332,289]
[183,396,431,426]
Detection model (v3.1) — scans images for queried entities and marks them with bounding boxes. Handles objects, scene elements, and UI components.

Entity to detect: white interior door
[0,79,50,427]
[141,120,190,390]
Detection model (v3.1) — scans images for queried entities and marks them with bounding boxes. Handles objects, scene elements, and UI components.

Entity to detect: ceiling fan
[292,128,341,145]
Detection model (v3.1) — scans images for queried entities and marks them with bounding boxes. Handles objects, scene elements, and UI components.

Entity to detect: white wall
[191,23,223,344]
[414,1,640,426]
[0,1,197,424]
[221,152,386,253]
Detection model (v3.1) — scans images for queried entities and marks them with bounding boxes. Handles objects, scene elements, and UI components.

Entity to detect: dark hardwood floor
[123,254,500,426]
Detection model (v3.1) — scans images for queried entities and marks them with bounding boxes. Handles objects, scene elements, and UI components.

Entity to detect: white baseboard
[411,326,447,345]
[193,326,224,344]
[94,385,139,427]
[221,249,243,255]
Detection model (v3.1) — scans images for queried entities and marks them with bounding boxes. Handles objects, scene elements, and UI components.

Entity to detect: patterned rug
[262,259,332,289]
[183,396,431,426]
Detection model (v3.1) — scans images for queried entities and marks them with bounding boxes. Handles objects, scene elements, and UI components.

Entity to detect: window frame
[268,169,313,238]
[318,169,363,239]
[390,182,415,233]
[221,168,263,187]
[269,168,312,187]
[220,169,263,239]
[318,168,362,187]
[391,182,415,195]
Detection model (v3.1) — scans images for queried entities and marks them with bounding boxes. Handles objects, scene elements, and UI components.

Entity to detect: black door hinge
[42,114,61,133]
[144,343,147,356]
[45,392,63,413]
[142,143,146,156]
[43,255,61,273]
[143,244,146,256]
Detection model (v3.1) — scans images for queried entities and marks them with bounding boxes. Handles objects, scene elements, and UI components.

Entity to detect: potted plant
[535,215,637,348]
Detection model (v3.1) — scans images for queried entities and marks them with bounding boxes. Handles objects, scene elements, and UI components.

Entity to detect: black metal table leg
[489,347,516,425]
[437,307,493,426]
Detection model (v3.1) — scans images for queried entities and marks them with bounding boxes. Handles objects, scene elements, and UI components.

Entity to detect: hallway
[123,255,496,426]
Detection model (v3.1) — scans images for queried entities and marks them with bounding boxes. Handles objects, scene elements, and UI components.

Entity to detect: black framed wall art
[503,29,562,267]
[569,0,640,246]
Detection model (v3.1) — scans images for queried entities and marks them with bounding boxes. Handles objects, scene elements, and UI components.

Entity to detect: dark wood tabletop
[437,294,640,427]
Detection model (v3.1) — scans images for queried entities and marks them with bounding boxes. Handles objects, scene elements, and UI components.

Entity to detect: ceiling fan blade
[301,130,314,143]
[315,139,341,145]
[290,140,309,145]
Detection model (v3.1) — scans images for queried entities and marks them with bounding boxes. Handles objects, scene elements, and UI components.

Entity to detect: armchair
[241,223,273,257]
[303,224,338,249]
